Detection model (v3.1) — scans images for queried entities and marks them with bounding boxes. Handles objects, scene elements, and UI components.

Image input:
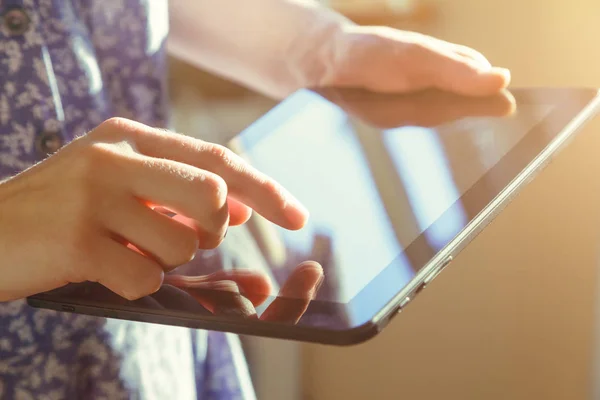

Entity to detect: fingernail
[470,59,492,71]
[315,274,325,292]
[213,269,258,277]
[207,280,239,293]
[282,262,323,298]
[490,67,511,79]
[214,296,257,319]
[214,306,254,318]
[312,274,325,300]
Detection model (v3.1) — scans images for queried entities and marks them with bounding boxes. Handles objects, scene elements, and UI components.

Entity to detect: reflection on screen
[383,127,468,250]
[241,101,405,303]
[223,93,554,304]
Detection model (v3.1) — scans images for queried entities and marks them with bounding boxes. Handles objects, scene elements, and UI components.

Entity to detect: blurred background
[168,1,600,399]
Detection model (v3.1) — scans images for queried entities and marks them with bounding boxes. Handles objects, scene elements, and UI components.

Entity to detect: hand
[315,87,516,129]
[0,118,308,302]
[160,261,324,324]
[320,26,511,96]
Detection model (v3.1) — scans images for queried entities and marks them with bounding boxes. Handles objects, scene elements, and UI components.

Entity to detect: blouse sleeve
[167,0,352,98]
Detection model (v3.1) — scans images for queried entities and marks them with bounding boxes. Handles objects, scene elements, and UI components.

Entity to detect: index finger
[117,119,308,230]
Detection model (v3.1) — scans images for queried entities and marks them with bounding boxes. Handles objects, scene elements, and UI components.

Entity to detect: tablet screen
[230,94,552,304]
[30,88,599,334]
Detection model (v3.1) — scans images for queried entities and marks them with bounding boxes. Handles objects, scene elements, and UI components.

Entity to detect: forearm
[167,0,353,98]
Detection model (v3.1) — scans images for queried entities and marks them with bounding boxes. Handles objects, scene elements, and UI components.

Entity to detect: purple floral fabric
[0,1,254,398]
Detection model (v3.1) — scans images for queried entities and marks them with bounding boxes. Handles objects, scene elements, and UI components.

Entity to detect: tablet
[28,87,600,345]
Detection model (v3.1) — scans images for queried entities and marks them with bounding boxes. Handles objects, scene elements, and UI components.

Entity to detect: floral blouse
[0,1,255,398]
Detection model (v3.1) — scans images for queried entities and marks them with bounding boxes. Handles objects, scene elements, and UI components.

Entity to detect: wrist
[283,7,354,92]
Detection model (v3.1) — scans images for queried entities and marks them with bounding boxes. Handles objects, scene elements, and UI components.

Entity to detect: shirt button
[36,131,64,157]
[2,7,31,36]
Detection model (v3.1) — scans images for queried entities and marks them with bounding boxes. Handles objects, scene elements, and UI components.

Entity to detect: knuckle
[91,117,146,144]
[196,212,229,250]
[75,142,115,177]
[201,173,228,210]
[207,143,228,159]
[207,144,237,168]
[121,290,144,301]
[122,292,140,301]
[69,144,120,208]
[124,266,164,300]
[202,211,228,247]
[74,141,137,186]
[200,232,225,250]
[87,117,127,140]
[163,229,199,268]
[100,117,133,133]
[64,144,135,227]
[141,267,164,295]
[180,228,201,256]
[262,178,287,208]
